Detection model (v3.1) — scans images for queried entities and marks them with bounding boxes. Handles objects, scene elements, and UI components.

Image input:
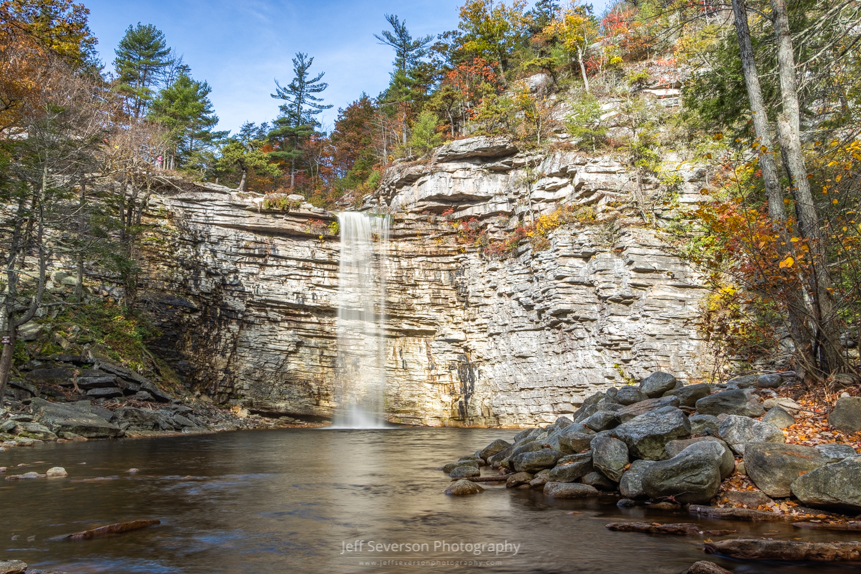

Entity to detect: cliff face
[138,137,711,427]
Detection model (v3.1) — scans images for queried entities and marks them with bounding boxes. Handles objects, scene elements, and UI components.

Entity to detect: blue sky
[81,0,608,135]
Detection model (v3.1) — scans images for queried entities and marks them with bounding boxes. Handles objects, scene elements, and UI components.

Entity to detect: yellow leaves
[836,174,843,182]
[790,237,800,242]
[779,256,794,269]
[833,199,839,205]
[712,133,724,141]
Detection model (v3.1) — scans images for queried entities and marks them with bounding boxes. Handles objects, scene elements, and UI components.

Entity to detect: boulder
[642,449,722,504]
[505,471,534,488]
[12,421,57,441]
[132,391,155,402]
[689,414,720,436]
[581,471,615,490]
[450,465,480,478]
[762,397,802,413]
[478,439,511,460]
[435,136,518,162]
[86,387,124,399]
[718,415,784,455]
[614,406,691,460]
[442,460,478,473]
[726,374,760,388]
[548,452,593,482]
[507,440,546,461]
[558,430,595,454]
[46,466,67,478]
[28,398,121,439]
[616,386,648,405]
[791,457,861,512]
[815,443,858,461]
[757,374,784,388]
[696,389,765,417]
[511,449,562,473]
[75,374,117,389]
[445,480,484,496]
[543,482,599,499]
[529,469,551,489]
[665,437,734,479]
[0,560,28,574]
[665,384,712,408]
[591,435,628,481]
[716,490,772,508]
[761,406,795,429]
[544,423,590,451]
[582,410,620,432]
[828,397,861,434]
[619,460,656,499]
[24,368,72,385]
[114,407,176,432]
[639,372,678,398]
[615,396,681,423]
[682,561,732,574]
[744,443,828,498]
[139,381,171,403]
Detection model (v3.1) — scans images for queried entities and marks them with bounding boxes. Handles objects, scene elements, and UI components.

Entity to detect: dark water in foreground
[1,428,860,573]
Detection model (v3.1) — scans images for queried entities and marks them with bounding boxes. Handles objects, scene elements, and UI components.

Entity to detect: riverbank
[441,371,861,568]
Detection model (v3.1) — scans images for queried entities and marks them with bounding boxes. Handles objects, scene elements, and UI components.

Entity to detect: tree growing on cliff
[113,23,175,118]
[542,2,599,92]
[269,52,332,189]
[149,71,218,170]
[217,122,280,191]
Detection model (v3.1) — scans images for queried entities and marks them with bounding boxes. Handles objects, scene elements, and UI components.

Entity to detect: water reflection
[1,429,860,573]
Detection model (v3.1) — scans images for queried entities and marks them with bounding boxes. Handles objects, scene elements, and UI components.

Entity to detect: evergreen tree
[114,23,174,118]
[374,14,433,74]
[409,111,441,156]
[149,72,218,170]
[217,122,279,191]
[269,53,332,189]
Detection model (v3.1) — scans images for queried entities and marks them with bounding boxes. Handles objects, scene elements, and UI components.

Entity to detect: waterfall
[333,212,389,428]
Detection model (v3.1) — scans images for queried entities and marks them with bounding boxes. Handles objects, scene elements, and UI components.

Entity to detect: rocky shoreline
[441,372,861,568]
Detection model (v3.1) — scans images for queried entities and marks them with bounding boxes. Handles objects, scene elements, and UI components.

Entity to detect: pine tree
[374,14,433,74]
[269,53,332,189]
[114,23,174,118]
[149,72,218,169]
[217,122,279,191]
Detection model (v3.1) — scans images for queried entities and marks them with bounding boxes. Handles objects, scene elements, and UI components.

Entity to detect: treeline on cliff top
[0,0,860,393]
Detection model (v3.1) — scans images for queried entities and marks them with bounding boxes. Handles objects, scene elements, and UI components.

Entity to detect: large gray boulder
[815,443,858,462]
[696,389,765,417]
[791,457,861,512]
[828,397,861,434]
[725,374,759,388]
[445,480,484,496]
[558,430,595,454]
[435,136,517,162]
[761,406,795,429]
[511,449,563,472]
[619,459,655,499]
[581,471,615,490]
[582,410,620,432]
[665,384,712,408]
[543,482,599,499]
[744,443,829,498]
[614,406,691,460]
[642,449,722,504]
[544,422,590,451]
[478,439,511,460]
[689,414,720,436]
[114,408,176,432]
[665,437,734,479]
[29,398,121,439]
[616,386,648,406]
[718,415,784,455]
[548,452,593,482]
[639,372,679,398]
[450,465,480,478]
[591,435,628,482]
[757,374,784,388]
[615,396,681,423]
[12,422,57,441]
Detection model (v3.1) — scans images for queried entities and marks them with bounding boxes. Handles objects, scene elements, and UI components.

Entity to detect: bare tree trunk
[238,167,247,191]
[732,0,814,369]
[770,0,843,374]
[577,47,590,93]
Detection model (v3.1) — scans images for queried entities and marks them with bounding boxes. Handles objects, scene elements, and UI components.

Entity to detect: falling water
[333,212,389,428]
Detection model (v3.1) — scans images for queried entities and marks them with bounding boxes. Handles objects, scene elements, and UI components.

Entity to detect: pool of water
[1,428,859,573]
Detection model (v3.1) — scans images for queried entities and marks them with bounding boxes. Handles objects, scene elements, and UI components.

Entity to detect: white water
[333,212,390,428]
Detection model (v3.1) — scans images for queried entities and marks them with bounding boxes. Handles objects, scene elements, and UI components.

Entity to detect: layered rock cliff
[136,137,711,427]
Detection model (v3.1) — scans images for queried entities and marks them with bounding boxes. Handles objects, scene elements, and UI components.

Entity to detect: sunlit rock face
[138,137,711,427]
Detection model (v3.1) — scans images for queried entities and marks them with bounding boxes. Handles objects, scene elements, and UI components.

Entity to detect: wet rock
[28,398,121,439]
[581,471,615,490]
[615,396,681,423]
[791,457,861,512]
[12,422,57,441]
[511,449,563,472]
[6,472,43,479]
[718,415,784,455]
[815,443,858,461]
[46,467,67,478]
[696,389,765,417]
[619,459,655,499]
[548,452,593,482]
[642,449,722,504]
[682,561,732,574]
[665,384,712,408]
[86,387,124,399]
[591,435,628,482]
[617,498,636,508]
[689,414,720,436]
[0,560,28,574]
[444,479,484,496]
[114,408,175,432]
[529,469,551,489]
[744,443,829,498]
[616,386,648,405]
[543,482,599,499]
[582,410,620,432]
[828,397,861,434]
[757,374,784,388]
[717,490,772,508]
[450,465,480,479]
[478,439,511,460]
[614,406,691,460]
[442,460,478,474]
[762,406,795,429]
[665,437,734,479]
[639,372,678,398]
[505,471,534,488]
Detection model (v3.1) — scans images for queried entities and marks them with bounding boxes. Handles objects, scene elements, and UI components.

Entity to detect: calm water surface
[1,428,860,573]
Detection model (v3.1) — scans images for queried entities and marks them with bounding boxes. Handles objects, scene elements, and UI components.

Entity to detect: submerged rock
[46,466,68,478]
[0,560,28,574]
[444,479,484,496]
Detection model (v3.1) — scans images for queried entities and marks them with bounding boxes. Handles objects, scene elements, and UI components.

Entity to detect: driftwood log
[689,505,812,522]
[54,519,161,541]
[606,522,736,536]
[704,539,861,561]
